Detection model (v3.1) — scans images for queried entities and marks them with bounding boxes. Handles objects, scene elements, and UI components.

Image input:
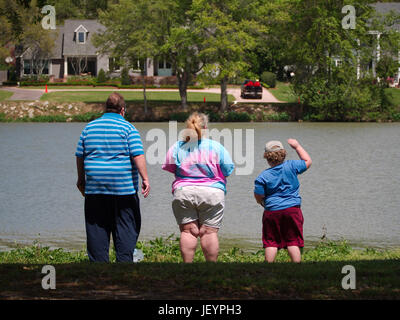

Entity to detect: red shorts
[262,206,304,249]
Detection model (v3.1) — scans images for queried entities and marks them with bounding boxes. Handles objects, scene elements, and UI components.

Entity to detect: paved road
[0,86,282,103]
[1,87,44,101]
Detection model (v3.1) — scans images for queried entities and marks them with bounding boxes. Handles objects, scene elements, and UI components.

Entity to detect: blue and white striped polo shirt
[75,112,144,195]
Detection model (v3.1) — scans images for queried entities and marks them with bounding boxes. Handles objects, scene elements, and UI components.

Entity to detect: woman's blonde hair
[184,112,208,142]
[264,149,287,167]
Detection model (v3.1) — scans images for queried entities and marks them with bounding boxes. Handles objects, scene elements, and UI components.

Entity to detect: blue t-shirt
[254,160,307,211]
[75,113,144,195]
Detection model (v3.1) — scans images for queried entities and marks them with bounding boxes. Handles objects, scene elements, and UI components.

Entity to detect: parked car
[240,80,262,99]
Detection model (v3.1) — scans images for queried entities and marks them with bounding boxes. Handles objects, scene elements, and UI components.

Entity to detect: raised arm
[287,139,312,168]
[131,154,150,198]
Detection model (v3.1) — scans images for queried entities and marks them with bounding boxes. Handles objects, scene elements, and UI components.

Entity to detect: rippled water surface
[0,122,399,251]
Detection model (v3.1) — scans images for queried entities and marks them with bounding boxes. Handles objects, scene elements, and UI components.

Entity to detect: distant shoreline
[1,100,399,123]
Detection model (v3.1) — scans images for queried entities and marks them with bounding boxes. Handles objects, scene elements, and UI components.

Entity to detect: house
[368,2,400,83]
[16,19,174,80]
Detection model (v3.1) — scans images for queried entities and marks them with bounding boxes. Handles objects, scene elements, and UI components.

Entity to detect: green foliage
[120,68,131,86]
[263,112,290,122]
[260,71,276,88]
[205,110,222,122]
[1,237,399,264]
[169,112,189,122]
[223,111,252,122]
[96,69,108,83]
[71,112,103,122]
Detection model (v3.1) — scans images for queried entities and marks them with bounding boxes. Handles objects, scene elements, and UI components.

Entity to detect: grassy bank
[40,91,234,104]
[0,111,103,123]
[268,82,297,103]
[0,90,13,101]
[0,237,399,299]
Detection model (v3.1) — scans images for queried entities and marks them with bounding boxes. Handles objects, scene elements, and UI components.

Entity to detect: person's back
[256,159,306,211]
[163,138,234,193]
[162,112,234,263]
[75,92,150,263]
[77,112,143,195]
[254,139,311,263]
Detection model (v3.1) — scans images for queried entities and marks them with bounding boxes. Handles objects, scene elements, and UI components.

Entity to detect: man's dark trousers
[84,193,141,262]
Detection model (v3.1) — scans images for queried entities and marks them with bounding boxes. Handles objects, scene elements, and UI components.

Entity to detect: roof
[370,2,400,31]
[62,19,106,56]
[19,19,106,59]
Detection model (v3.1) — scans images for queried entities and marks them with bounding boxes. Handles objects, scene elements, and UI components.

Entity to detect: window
[24,60,31,74]
[335,59,342,67]
[109,58,120,72]
[40,60,49,74]
[78,32,85,43]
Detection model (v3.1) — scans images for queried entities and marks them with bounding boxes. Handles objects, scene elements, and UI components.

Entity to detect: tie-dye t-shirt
[162,138,235,193]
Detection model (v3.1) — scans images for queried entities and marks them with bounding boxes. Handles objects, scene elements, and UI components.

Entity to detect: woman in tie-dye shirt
[162,112,234,262]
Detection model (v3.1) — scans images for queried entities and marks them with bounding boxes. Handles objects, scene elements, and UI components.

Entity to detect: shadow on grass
[1,260,399,300]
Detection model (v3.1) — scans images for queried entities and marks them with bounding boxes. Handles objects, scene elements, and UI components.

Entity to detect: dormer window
[74,25,88,44]
[78,32,85,43]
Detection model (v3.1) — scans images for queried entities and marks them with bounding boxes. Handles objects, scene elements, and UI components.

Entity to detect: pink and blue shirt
[162,138,234,193]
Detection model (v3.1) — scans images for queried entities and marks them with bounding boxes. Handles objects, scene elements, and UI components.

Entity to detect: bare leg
[199,225,219,262]
[265,247,278,263]
[179,221,200,263]
[287,246,301,263]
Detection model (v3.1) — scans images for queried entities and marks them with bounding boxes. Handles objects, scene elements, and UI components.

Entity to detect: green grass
[268,82,297,103]
[0,237,399,299]
[385,87,400,106]
[0,89,14,101]
[40,91,234,103]
[23,86,119,90]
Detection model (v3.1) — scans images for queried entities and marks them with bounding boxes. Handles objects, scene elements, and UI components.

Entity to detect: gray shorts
[172,186,225,228]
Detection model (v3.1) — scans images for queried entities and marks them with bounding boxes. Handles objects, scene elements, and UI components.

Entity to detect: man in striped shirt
[75,92,150,262]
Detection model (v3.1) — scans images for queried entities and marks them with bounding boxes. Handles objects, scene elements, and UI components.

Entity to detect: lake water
[0,122,399,251]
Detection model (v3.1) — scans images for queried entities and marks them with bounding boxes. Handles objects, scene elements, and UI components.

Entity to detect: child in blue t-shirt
[254,139,312,263]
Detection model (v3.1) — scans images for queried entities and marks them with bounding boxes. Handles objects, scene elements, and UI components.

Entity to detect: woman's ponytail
[184,112,208,142]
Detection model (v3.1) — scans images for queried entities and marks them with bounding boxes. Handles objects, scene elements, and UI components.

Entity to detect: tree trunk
[142,73,148,114]
[178,71,189,110]
[220,76,228,112]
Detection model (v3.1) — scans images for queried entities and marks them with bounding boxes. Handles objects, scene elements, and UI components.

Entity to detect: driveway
[1,86,282,103]
[1,87,43,101]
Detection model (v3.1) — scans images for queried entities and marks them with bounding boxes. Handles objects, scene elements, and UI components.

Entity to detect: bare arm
[254,193,265,208]
[287,139,312,168]
[76,156,85,197]
[131,154,150,198]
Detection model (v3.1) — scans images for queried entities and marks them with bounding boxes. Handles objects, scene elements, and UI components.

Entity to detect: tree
[94,0,167,114]
[191,0,262,111]
[281,0,400,120]
[161,0,204,109]
[22,23,56,77]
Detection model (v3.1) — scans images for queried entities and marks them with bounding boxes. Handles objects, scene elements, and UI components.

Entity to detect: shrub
[391,112,400,121]
[120,68,131,85]
[263,112,290,122]
[72,112,103,122]
[96,69,107,83]
[260,71,276,88]
[170,112,189,122]
[224,111,252,122]
[205,111,221,122]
